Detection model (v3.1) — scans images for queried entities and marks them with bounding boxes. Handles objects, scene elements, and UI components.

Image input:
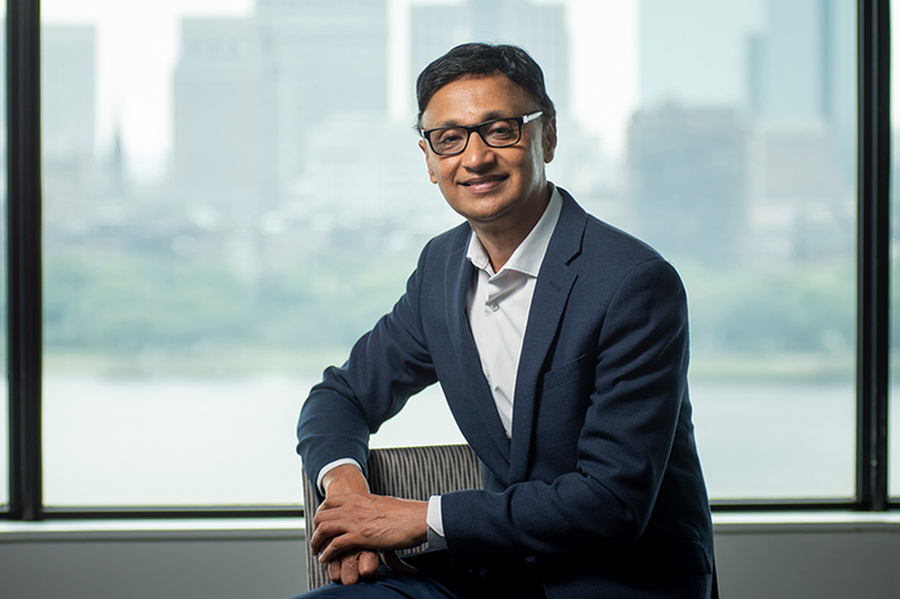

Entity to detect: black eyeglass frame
[420,110,544,155]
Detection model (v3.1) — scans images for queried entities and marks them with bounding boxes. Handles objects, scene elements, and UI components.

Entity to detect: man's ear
[542,117,558,163]
[419,139,438,184]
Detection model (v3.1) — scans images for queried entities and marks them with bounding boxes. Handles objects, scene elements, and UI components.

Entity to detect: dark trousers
[291,551,547,599]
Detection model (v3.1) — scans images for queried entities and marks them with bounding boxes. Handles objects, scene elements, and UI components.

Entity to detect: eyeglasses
[421,111,544,156]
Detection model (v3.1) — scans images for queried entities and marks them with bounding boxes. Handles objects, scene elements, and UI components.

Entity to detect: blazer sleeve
[440,257,691,563]
[296,241,439,492]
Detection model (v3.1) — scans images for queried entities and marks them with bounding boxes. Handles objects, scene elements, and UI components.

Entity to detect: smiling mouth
[461,175,508,187]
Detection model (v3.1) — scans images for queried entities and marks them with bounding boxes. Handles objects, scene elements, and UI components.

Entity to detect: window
[2,0,895,516]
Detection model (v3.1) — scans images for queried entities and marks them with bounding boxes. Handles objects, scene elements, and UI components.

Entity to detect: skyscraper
[42,24,96,164]
[636,0,856,266]
[256,0,389,188]
[170,1,389,206]
[40,24,98,223]
[171,17,277,208]
[750,0,856,184]
[627,104,748,268]
[410,0,569,114]
[639,0,764,111]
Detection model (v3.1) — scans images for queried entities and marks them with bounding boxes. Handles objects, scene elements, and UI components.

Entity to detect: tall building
[638,0,853,133]
[296,113,454,224]
[170,1,389,207]
[171,17,277,208]
[256,0,389,190]
[627,104,748,268]
[749,0,856,185]
[745,0,856,264]
[637,0,856,267]
[745,122,852,263]
[40,25,98,224]
[410,0,569,115]
[42,25,96,164]
[639,0,764,111]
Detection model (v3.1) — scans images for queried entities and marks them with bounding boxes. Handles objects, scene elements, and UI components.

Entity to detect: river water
[1,374,896,507]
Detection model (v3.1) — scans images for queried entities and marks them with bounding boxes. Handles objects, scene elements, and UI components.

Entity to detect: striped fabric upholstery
[303,444,483,590]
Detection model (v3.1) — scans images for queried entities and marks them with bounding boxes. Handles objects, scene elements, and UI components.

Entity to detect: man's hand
[311,492,429,564]
[315,463,426,584]
[318,464,379,584]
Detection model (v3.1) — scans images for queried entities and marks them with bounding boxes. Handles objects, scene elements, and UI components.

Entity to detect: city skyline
[40,0,638,180]
[38,0,863,186]
[32,0,863,272]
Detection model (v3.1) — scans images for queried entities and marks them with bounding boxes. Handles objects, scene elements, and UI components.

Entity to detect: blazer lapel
[445,230,512,477]
[509,190,586,483]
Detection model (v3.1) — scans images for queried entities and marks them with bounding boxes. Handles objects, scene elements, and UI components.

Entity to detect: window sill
[1,511,900,543]
[0,517,307,543]
[712,511,900,534]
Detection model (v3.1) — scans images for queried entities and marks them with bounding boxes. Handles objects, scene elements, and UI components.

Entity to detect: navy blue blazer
[297,189,714,598]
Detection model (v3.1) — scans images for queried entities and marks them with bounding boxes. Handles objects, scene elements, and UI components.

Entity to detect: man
[294,43,714,598]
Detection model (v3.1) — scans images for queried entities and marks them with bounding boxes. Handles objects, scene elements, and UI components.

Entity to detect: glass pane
[0,0,8,511]
[39,0,858,507]
[632,0,857,499]
[39,0,461,507]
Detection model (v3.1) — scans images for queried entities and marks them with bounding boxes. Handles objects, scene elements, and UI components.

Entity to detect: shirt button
[488,302,499,312]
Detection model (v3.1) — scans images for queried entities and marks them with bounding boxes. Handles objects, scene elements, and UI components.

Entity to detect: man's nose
[461,130,496,168]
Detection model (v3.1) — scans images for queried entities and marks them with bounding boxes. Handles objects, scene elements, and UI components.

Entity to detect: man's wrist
[321,461,369,496]
[315,458,363,495]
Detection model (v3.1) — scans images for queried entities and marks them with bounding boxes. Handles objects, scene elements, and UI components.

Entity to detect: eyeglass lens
[429,119,521,155]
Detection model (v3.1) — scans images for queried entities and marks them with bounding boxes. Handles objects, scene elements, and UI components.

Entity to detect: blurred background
[0,0,895,509]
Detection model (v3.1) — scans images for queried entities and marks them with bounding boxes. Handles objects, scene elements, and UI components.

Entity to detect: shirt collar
[466,184,563,278]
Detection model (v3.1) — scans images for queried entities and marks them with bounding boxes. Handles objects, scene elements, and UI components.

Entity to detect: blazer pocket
[542,354,587,392]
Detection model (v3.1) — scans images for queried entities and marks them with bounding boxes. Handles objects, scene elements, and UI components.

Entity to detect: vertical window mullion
[857,0,891,511]
[7,0,43,521]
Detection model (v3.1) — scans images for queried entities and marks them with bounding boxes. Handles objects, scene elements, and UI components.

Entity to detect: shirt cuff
[426,495,447,549]
[315,458,363,495]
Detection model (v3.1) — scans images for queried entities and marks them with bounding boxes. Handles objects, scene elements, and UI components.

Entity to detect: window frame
[3,0,895,520]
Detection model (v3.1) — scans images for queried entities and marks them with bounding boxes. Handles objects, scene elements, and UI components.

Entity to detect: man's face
[418,74,557,230]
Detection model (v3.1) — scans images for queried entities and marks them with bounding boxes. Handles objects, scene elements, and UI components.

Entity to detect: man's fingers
[327,558,342,583]
[318,533,352,563]
[325,550,379,586]
[310,521,342,556]
[340,554,361,585]
[358,550,380,579]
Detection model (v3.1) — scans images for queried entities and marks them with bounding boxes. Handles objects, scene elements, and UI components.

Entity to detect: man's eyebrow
[427,111,518,129]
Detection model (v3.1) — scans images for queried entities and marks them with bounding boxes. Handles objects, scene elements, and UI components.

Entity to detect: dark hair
[415,42,556,128]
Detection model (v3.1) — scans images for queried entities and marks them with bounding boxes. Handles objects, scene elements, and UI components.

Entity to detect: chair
[303,444,483,590]
[303,444,720,598]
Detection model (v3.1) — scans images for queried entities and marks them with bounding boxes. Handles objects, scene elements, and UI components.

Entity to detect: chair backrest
[303,444,483,590]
